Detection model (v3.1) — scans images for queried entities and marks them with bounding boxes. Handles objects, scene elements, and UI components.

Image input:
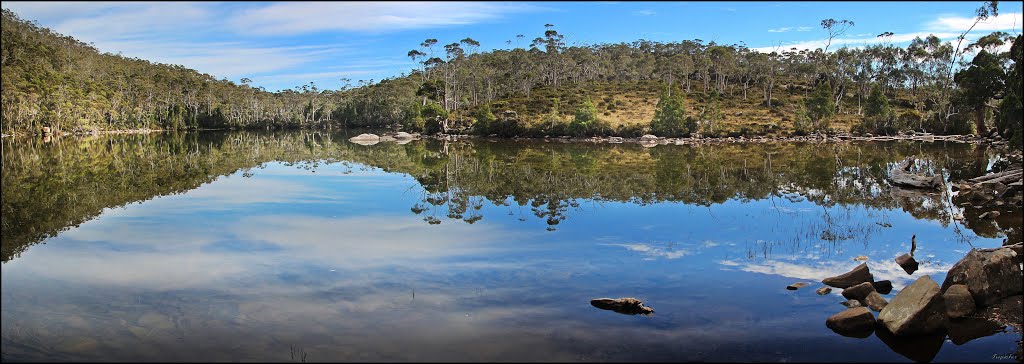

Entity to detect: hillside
[1,7,1021,145]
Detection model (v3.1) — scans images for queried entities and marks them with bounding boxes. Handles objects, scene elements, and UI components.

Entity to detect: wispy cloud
[768,27,792,33]
[926,12,1023,33]
[228,2,545,36]
[633,9,656,16]
[753,31,963,53]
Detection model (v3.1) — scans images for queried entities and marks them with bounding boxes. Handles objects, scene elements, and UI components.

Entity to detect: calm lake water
[2,131,1021,362]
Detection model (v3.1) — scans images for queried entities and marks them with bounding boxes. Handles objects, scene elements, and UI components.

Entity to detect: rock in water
[872,280,894,295]
[825,307,876,338]
[822,263,873,288]
[875,327,945,363]
[842,282,876,301]
[943,284,976,319]
[877,275,948,336]
[841,299,863,308]
[786,282,809,290]
[941,247,1023,308]
[590,298,654,316]
[816,287,832,295]
[947,317,1004,345]
[349,133,380,145]
[864,291,889,312]
[895,253,919,275]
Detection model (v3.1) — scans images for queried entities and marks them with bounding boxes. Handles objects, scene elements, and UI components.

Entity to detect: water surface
[2,131,1021,362]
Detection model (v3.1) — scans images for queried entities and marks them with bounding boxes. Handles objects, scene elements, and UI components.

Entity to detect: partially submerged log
[888,160,943,189]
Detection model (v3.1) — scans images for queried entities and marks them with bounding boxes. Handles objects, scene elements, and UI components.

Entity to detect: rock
[872,280,894,295]
[888,160,943,189]
[875,327,945,363]
[853,255,868,261]
[392,132,415,140]
[941,248,1023,307]
[864,291,889,312]
[608,136,624,143]
[825,307,876,338]
[816,287,832,295]
[639,134,659,141]
[842,282,876,301]
[822,263,873,288]
[877,275,948,336]
[974,295,1022,333]
[349,133,380,145]
[786,282,809,290]
[590,297,654,316]
[894,253,919,275]
[841,299,864,308]
[378,135,397,142]
[943,284,976,319]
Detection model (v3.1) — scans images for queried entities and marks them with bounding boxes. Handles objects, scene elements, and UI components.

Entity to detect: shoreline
[3,127,1016,147]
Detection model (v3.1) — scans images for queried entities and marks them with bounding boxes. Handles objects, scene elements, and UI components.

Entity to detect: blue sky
[2,1,1021,92]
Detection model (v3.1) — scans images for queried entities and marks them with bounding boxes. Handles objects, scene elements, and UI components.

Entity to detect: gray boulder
[822,263,873,288]
[943,284,976,319]
[941,247,1023,307]
[877,275,948,336]
[349,133,380,145]
[825,307,876,337]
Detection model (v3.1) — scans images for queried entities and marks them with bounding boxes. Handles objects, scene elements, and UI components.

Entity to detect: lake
[1,131,1021,362]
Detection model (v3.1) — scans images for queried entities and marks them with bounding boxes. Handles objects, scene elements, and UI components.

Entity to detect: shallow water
[1,131,1021,362]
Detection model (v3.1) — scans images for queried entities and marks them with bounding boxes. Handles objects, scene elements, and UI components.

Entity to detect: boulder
[877,275,948,336]
[816,287,832,295]
[349,133,381,145]
[786,282,809,290]
[872,280,894,295]
[822,263,873,288]
[974,295,1022,333]
[894,253,919,275]
[590,297,654,316]
[841,282,876,301]
[864,291,889,312]
[941,248,1023,307]
[639,134,659,141]
[943,284,976,319]
[825,307,876,338]
[841,299,863,308]
[392,132,415,140]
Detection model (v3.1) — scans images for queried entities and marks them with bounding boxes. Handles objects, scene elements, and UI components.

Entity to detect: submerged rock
[786,282,809,290]
[943,284,976,319]
[941,247,1023,308]
[872,280,894,295]
[822,263,873,288]
[841,282,876,301]
[590,297,654,316]
[825,307,876,338]
[877,275,948,336]
[816,287,832,295]
[894,253,919,275]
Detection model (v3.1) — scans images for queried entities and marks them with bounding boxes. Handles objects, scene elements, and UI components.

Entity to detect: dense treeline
[1,2,1021,146]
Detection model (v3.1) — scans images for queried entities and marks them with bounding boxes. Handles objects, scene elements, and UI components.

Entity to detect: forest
[0,2,1020,146]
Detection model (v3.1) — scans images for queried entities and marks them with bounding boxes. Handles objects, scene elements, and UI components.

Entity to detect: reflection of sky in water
[1,161,1018,362]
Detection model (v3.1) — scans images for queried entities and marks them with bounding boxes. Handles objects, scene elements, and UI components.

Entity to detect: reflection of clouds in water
[14,214,513,290]
[605,243,690,260]
[716,257,953,290]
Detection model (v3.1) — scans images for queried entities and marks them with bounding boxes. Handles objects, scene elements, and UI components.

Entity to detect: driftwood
[969,168,1022,185]
[888,160,943,189]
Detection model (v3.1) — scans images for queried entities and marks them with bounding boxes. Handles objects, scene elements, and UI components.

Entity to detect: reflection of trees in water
[3,131,1018,263]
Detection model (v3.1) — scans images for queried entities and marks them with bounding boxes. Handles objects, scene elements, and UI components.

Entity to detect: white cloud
[228,2,544,36]
[768,27,793,33]
[633,9,656,16]
[796,26,813,32]
[752,31,963,53]
[927,12,1023,33]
